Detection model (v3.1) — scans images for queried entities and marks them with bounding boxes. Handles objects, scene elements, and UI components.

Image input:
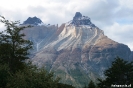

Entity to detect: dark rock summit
[71,12,92,26]
[73,12,82,19]
[23,16,43,25]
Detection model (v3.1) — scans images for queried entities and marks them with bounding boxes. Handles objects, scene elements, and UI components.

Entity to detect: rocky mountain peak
[73,12,82,19]
[22,12,132,88]
[23,16,44,25]
[70,12,92,26]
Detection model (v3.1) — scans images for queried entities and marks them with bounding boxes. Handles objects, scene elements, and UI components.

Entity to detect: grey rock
[71,12,92,26]
[23,16,43,25]
[22,13,132,88]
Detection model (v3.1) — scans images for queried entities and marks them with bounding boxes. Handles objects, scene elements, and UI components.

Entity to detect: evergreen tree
[97,57,133,88]
[0,16,32,73]
[88,80,96,88]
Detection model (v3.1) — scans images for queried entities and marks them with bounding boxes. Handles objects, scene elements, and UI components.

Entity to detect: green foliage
[97,78,106,88]
[0,62,61,88]
[83,80,96,88]
[0,16,74,88]
[97,57,133,88]
[7,63,60,88]
[0,16,33,73]
[0,64,11,88]
[88,80,96,88]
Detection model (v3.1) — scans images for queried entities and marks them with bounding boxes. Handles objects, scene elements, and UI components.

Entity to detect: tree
[0,16,32,73]
[97,57,133,88]
[83,80,96,88]
[0,17,71,88]
[88,80,96,88]
[7,63,60,88]
[0,64,10,88]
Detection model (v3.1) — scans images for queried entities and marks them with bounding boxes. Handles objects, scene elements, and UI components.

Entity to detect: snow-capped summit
[23,16,44,26]
[67,12,95,27]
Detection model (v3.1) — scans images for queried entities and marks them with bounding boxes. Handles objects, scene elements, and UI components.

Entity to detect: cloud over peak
[0,0,133,50]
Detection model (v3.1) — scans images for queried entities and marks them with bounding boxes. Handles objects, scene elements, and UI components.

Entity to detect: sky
[0,0,133,50]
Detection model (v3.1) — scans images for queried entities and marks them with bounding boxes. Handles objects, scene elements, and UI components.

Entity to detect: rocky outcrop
[23,13,132,88]
[71,12,93,26]
[23,16,44,25]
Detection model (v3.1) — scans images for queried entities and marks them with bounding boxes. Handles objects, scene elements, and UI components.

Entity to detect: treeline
[0,16,133,88]
[84,57,133,88]
[0,16,75,88]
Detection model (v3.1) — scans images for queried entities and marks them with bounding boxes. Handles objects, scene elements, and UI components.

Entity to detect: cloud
[103,22,133,50]
[0,0,133,50]
[83,0,119,21]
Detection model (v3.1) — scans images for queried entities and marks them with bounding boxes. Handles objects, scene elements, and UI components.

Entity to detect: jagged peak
[66,12,94,27]
[74,12,82,18]
[23,16,44,26]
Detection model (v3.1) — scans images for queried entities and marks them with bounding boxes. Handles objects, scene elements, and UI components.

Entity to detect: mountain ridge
[22,12,132,88]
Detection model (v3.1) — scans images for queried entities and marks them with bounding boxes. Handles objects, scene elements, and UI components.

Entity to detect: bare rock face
[22,25,58,52]
[23,16,44,25]
[23,13,132,88]
[71,12,91,26]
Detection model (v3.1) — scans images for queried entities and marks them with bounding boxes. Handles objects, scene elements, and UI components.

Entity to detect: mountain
[22,16,44,25]
[22,12,132,88]
[71,12,93,26]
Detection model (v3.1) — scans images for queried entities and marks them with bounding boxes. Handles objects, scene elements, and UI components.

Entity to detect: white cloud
[103,22,133,50]
[0,24,5,32]
[0,0,133,50]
